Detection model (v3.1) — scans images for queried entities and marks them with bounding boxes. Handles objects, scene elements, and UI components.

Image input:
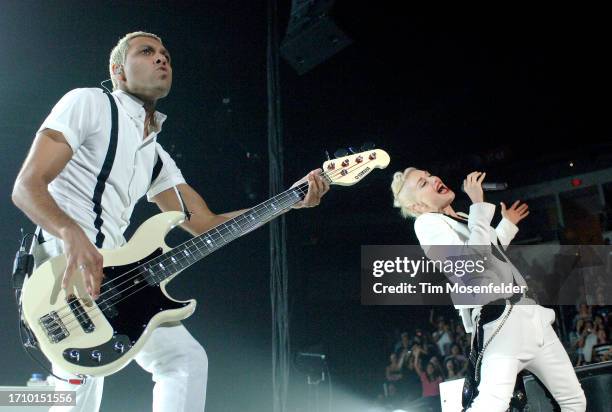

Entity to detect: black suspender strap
[176,187,192,221]
[34,226,45,244]
[92,93,119,248]
[150,149,190,221]
[151,155,163,183]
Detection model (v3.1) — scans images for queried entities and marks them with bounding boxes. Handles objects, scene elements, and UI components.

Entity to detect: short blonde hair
[391,167,420,219]
[109,31,162,90]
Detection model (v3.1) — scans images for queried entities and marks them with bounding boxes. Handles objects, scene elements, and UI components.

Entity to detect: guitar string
[42,161,355,334]
[45,154,381,335]
[43,180,311,334]
[40,183,305,333]
[56,158,365,312]
[42,157,378,337]
[43,156,378,337]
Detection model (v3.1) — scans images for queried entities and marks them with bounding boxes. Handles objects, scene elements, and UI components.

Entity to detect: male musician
[12,31,329,412]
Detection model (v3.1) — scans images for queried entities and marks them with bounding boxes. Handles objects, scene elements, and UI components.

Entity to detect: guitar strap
[441,214,529,411]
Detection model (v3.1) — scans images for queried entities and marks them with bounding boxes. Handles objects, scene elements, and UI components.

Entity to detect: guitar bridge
[39,311,70,343]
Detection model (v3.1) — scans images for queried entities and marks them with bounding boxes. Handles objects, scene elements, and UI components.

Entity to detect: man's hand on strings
[291,169,330,209]
[61,226,104,300]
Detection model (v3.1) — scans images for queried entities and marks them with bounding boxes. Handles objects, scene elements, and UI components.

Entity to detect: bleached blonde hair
[109,31,162,90]
[391,167,420,219]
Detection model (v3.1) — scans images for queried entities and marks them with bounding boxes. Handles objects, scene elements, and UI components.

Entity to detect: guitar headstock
[322,148,390,186]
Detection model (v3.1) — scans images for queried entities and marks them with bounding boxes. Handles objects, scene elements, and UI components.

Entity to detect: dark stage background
[0,1,608,411]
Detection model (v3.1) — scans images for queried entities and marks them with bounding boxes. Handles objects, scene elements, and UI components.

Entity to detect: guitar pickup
[68,296,95,333]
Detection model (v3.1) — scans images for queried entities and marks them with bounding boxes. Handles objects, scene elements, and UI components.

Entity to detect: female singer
[390,168,586,411]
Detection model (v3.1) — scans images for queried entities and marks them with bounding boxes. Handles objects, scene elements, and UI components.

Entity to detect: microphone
[462,182,508,192]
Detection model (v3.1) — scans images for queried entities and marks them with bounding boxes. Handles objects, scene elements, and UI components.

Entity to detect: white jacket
[414,202,525,333]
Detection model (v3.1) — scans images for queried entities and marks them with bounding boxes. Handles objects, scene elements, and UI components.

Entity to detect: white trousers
[49,323,208,412]
[466,304,586,412]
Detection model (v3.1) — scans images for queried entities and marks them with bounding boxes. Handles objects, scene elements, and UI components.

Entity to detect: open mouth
[437,184,449,194]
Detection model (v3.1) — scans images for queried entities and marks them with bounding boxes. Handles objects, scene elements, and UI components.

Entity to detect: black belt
[469,292,522,325]
[486,292,523,307]
[477,292,522,345]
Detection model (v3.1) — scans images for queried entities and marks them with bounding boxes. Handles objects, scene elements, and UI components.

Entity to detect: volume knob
[113,341,125,354]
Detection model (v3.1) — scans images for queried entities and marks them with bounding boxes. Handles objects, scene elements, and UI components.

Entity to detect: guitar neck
[143,182,310,284]
[138,148,390,284]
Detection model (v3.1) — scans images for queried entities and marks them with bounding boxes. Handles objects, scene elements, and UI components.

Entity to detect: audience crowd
[378,304,611,410]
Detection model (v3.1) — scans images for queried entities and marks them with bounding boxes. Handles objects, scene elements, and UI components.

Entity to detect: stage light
[571,178,582,187]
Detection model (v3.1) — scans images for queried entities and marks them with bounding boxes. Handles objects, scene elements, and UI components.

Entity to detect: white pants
[467,304,586,412]
[49,323,208,412]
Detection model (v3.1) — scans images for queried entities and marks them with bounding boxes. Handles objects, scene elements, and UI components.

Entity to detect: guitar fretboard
[141,184,308,284]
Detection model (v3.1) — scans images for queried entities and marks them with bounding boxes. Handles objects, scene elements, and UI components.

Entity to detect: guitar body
[20,211,196,377]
